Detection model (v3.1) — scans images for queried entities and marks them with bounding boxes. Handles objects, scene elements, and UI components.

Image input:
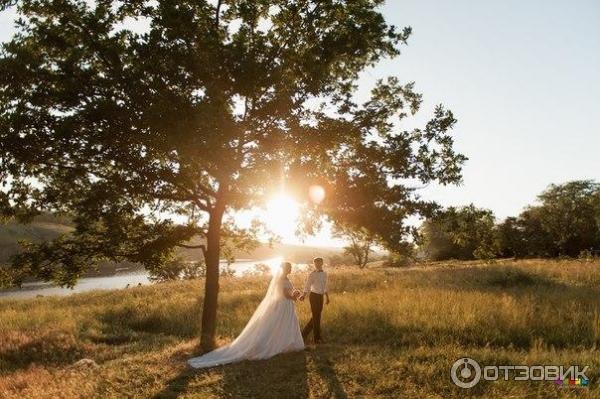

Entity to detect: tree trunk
[356,252,364,268]
[200,203,225,352]
[362,246,370,268]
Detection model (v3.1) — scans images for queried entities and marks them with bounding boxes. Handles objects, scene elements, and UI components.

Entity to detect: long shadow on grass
[90,293,205,355]
[97,302,201,340]
[0,301,200,373]
[309,348,348,399]
[0,333,84,373]
[152,366,197,399]
[220,351,309,398]
[152,350,309,399]
[95,293,267,346]
[217,349,348,398]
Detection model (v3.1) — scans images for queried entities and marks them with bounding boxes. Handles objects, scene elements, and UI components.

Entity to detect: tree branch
[215,0,222,29]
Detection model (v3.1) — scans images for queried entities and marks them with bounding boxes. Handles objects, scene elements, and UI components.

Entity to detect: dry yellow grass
[1,259,599,398]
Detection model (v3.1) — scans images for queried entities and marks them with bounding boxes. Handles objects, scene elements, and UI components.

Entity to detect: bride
[188,261,305,368]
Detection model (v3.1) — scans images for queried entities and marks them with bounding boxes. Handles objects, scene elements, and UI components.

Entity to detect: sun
[265,193,300,241]
[265,256,284,275]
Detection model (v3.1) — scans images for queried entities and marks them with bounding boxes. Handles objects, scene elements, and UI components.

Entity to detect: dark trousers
[302,292,324,343]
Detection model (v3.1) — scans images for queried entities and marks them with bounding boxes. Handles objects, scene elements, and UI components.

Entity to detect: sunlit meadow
[1,259,599,398]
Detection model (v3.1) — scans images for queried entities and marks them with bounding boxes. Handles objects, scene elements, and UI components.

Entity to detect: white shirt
[304,270,328,295]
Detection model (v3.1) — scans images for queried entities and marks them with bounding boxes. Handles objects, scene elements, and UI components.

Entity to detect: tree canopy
[497,180,600,258]
[419,204,497,261]
[0,0,465,348]
[419,181,600,262]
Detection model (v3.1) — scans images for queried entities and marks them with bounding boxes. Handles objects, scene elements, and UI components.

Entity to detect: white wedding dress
[188,269,305,368]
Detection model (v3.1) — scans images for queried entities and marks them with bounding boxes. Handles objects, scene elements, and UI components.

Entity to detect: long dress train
[188,271,304,368]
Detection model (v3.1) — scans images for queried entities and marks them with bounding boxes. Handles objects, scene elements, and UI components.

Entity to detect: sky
[1,1,599,246]
[373,0,600,220]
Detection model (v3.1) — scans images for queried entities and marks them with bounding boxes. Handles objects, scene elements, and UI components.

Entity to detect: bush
[385,251,414,267]
[220,263,235,277]
[182,261,206,279]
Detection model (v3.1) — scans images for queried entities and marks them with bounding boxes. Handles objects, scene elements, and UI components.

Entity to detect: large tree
[0,0,465,350]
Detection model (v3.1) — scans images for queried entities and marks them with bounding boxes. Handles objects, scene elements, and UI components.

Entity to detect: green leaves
[505,180,600,257]
[0,0,16,11]
[0,0,464,285]
[421,181,600,261]
[420,205,497,261]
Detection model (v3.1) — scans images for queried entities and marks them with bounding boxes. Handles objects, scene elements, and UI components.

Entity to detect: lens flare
[308,185,325,204]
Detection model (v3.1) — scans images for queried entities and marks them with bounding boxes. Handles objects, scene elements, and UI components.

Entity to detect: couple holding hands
[188,257,330,369]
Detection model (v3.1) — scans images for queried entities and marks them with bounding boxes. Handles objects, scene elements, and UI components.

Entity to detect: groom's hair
[313,257,324,267]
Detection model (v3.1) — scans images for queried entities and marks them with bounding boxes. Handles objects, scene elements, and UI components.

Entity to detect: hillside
[1,259,599,397]
[176,241,345,263]
[0,216,73,263]
[0,216,345,267]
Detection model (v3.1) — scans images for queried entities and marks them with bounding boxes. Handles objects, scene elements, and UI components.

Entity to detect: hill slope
[0,216,73,263]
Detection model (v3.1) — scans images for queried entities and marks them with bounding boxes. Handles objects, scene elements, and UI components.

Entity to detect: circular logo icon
[451,357,482,388]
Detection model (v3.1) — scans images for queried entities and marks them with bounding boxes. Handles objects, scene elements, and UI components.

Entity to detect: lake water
[0,258,303,300]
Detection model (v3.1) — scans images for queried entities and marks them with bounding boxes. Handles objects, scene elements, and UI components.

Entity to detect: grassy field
[1,259,599,398]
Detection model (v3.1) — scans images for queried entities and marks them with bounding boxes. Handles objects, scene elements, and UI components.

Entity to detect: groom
[299,257,330,344]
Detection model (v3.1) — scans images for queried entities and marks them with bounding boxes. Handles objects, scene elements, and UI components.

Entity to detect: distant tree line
[419,180,600,260]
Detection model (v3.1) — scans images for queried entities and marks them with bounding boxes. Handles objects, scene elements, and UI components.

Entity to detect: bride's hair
[281,262,292,275]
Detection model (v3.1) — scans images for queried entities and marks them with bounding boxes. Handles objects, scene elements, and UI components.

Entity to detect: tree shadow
[97,300,201,340]
[0,333,84,373]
